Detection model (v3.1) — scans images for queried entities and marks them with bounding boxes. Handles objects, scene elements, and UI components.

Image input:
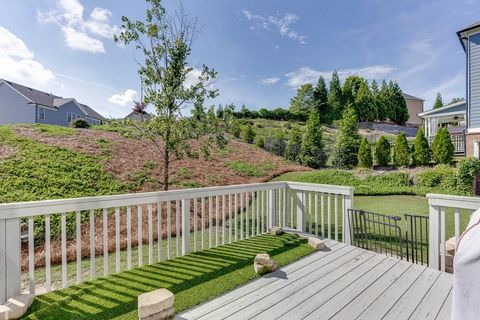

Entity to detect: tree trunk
[163,144,169,191]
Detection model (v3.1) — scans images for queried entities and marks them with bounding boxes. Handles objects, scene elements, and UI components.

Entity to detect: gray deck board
[177,240,453,320]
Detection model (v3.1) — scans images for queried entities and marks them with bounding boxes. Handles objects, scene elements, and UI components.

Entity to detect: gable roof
[457,21,480,51]
[418,100,466,118]
[0,79,106,121]
[402,93,424,101]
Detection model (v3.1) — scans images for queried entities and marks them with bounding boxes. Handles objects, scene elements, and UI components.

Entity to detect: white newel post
[181,199,191,255]
[268,189,277,229]
[342,189,354,245]
[296,191,306,232]
[1,218,21,304]
[428,203,440,270]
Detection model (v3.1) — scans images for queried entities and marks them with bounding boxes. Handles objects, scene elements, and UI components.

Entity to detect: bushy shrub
[432,127,454,165]
[375,136,391,166]
[457,157,480,193]
[71,119,90,128]
[393,133,410,167]
[285,125,302,161]
[416,165,457,192]
[357,138,373,168]
[231,120,241,138]
[242,124,256,144]
[331,108,360,168]
[299,109,326,168]
[413,127,431,165]
[255,135,265,148]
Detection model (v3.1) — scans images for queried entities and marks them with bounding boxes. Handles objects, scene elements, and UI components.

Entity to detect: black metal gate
[348,209,429,265]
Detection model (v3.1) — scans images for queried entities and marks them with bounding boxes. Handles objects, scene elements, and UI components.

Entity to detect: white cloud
[422,73,465,110]
[241,10,306,44]
[38,0,119,53]
[107,89,137,106]
[260,77,280,85]
[285,65,395,88]
[0,26,55,86]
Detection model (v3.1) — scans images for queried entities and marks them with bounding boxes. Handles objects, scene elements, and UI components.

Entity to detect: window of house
[67,112,72,123]
[38,107,46,120]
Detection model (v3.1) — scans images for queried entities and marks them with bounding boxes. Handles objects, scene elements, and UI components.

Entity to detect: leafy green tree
[388,81,409,125]
[331,108,361,168]
[313,76,330,123]
[115,0,222,190]
[271,129,286,156]
[413,127,431,165]
[230,119,241,138]
[299,109,326,168]
[394,133,410,167]
[216,104,224,119]
[370,79,380,121]
[433,93,444,109]
[342,75,367,107]
[358,138,373,168]
[328,71,344,121]
[242,124,256,144]
[375,136,391,166]
[290,83,314,118]
[285,124,303,161]
[355,82,376,122]
[376,80,389,122]
[432,127,454,164]
[449,97,465,105]
[239,105,251,118]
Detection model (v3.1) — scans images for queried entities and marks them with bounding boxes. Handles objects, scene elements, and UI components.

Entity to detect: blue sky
[0,0,478,118]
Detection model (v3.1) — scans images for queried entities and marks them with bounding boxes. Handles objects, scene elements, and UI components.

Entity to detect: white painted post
[182,198,191,255]
[342,189,354,245]
[3,219,21,303]
[429,203,440,270]
[268,189,277,229]
[296,191,306,232]
[283,187,288,228]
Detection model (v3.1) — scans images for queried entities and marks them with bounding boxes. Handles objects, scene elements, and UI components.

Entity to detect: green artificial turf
[24,233,313,320]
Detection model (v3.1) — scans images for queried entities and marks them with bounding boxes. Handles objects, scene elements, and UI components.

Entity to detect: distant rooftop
[402,93,424,101]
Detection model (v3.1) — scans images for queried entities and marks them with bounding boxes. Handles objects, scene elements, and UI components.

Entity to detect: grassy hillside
[0,124,307,204]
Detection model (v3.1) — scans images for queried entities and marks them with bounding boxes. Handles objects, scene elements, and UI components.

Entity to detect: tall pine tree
[355,81,376,122]
[328,71,344,121]
[331,108,361,168]
[299,109,326,168]
[313,76,331,123]
[433,93,444,109]
[377,80,389,122]
[290,83,314,118]
[285,124,303,162]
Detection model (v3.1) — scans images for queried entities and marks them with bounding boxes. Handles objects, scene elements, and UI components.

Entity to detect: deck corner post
[268,189,277,229]
[1,218,21,304]
[343,189,354,245]
[296,191,306,232]
[428,202,440,270]
[181,199,191,255]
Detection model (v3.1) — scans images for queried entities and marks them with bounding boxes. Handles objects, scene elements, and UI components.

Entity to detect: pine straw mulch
[13,126,309,270]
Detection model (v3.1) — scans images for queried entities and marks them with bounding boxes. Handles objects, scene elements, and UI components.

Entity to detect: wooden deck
[177,239,452,320]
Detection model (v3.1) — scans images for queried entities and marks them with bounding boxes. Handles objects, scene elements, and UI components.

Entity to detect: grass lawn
[24,233,313,320]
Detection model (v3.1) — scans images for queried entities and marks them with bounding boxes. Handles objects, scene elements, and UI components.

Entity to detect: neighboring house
[0,79,106,126]
[124,110,153,121]
[419,100,467,155]
[458,21,480,158]
[402,93,424,127]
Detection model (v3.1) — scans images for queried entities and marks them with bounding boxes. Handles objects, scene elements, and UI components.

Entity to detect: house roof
[418,100,466,118]
[402,93,424,101]
[125,110,153,120]
[457,21,480,51]
[0,79,106,121]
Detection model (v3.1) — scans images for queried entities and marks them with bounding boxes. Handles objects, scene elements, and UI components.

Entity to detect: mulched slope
[14,126,308,190]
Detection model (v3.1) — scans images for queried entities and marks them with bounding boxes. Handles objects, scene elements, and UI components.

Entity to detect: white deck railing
[427,193,480,271]
[0,181,354,304]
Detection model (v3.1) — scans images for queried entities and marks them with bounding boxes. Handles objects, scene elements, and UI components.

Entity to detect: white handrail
[0,181,354,304]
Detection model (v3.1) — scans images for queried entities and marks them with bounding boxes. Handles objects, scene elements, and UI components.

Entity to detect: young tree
[358,138,373,168]
[376,80,389,122]
[370,79,380,121]
[413,127,431,166]
[394,132,410,167]
[375,136,391,166]
[242,124,256,144]
[389,82,409,125]
[331,108,361,168]
[355,82,376,122]
[342,75,367,108]
[290,83,314,118]
[115,0,223,190]
[432,127,455,164]
[313,76,330,123]
[433,93,444,109]
[285,124,303,161]
[328,71,343,121]
[299,109,326,168]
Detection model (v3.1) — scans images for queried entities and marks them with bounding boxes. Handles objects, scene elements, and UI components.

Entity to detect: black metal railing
[348,209,429,265]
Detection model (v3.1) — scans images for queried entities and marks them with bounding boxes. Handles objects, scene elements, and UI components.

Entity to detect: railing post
[343,189,354,245]
[296,191,306,232]
[283,185,288,228]
[1,218,21,304]
[181,199,191,255]
[428,203,440,270]
[268,189,277,229]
